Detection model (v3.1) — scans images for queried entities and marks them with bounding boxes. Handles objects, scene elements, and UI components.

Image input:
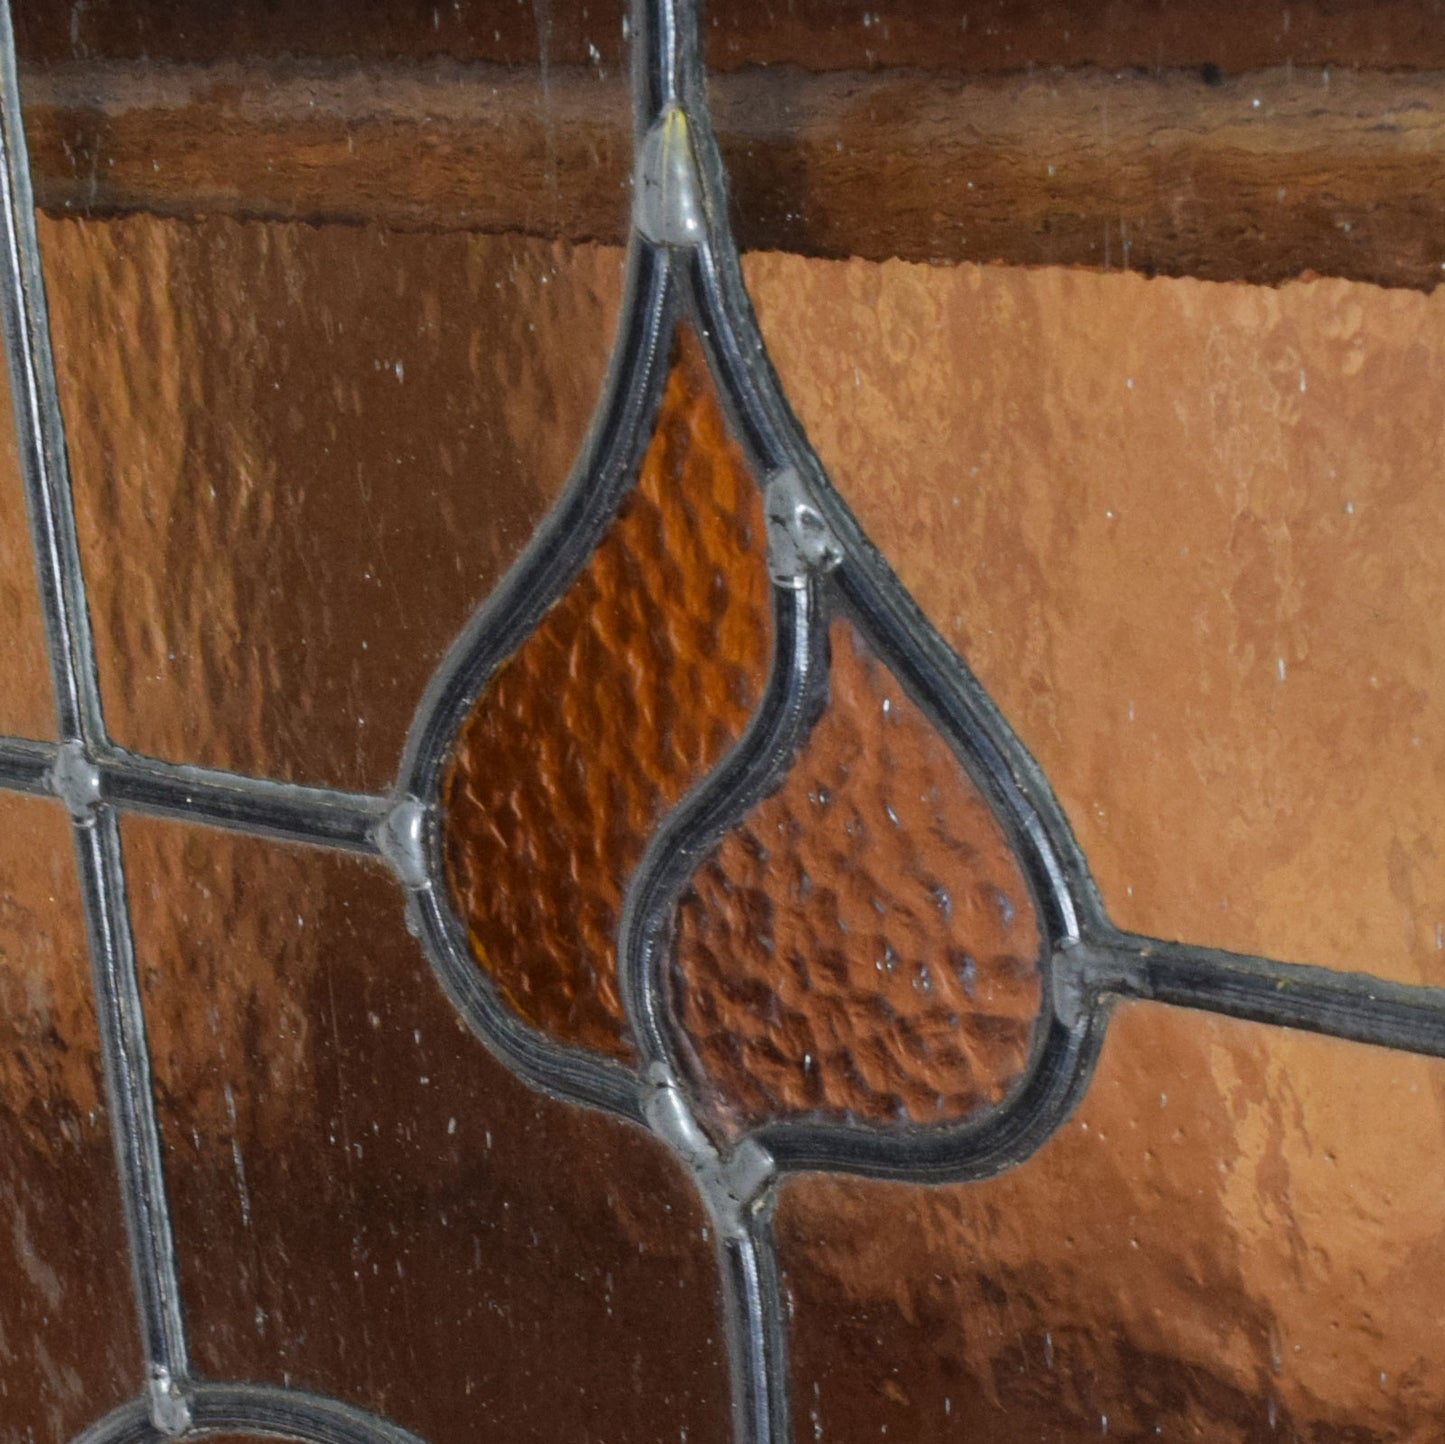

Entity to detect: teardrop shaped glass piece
[441,331,771,1059]
[669,616,1045,1136]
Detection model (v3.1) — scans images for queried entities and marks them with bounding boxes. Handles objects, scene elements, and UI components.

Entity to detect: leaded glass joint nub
[643,1065,775,1239]
[1051,942,1094,1028]
[146,1366,192,1437]
[376,795,429,890]
[49,737,101,820]
[764,466,842,588]
[634,106,706,248]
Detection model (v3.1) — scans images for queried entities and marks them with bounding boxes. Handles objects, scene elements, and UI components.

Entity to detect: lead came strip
[0,6,431,1443]
[0,3,192,1428]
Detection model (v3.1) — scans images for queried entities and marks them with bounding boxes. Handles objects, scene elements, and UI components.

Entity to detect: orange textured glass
[442,332,771,1057]
[671,618,1044,1135]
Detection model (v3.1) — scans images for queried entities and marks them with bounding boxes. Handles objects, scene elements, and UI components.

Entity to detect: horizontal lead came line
[0,733,57,793]
[0,734,389,852]
[100,749,390,852]
[1092,933,1445,1059]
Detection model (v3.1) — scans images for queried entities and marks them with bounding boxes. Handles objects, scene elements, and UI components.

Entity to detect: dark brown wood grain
[21,57,1445,289]
[12,0,1445,77]
[441,332,771,1059]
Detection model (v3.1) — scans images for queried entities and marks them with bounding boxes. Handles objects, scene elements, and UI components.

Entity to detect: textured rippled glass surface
[442,331,770,1057]
[46,221,622,791]
[777,1004,1445,1441]
[672,617,1043,1136]
[748,252,1445,993]
[124,817,731,1444]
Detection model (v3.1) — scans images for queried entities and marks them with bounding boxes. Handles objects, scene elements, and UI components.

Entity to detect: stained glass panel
[124,817,731,1444]
[3,2,1445,1442]
[443,330,770,1059]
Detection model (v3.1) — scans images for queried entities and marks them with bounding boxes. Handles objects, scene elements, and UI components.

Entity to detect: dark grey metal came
[0,0,1443,1441]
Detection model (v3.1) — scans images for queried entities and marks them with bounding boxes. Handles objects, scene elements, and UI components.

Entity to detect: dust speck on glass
[0,1,1442,1441]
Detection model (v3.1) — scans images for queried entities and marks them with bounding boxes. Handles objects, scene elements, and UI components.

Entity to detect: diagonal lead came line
[0,3,192,1428]
[0,5,101,745]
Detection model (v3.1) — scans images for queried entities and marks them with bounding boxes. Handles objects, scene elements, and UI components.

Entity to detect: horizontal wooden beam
[21,58,1445,290]
[720,63,1445,289]
[16,0,1445,78]
[23,60,634,241]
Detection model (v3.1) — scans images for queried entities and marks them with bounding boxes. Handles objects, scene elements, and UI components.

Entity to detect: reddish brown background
[0,363,56,739]
[7,227,1445,1442]
[4,1,1445,1439]
[123,818,731,1444]
[44,218,620,791]
[0,795,141,1438]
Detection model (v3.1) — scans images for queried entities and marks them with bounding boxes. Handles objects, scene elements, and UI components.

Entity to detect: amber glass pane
[123,817,730,1444]
[0,796,140,1439]
[672,617,1042,1136]
[0,358,56,740]
[442,331,771,1058]
[778,1003,1445,1441]
[750,253,1445,992]
[40,219,620,791]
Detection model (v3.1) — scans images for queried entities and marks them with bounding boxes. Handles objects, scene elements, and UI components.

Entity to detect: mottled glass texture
[443,333,770,1057]
[123,818,731,1444]
[43,217,622,791]
[776,1003,1445,1441]
[749,253,1445,993]
[672,618,1042,1136]
[0,796,140,1438]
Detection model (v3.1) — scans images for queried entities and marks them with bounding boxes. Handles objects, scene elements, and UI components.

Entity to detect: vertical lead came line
[719,1201,792,1444]
[0,3,193,1431]
[630,0,799,1437]
[73,811,193,1431]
